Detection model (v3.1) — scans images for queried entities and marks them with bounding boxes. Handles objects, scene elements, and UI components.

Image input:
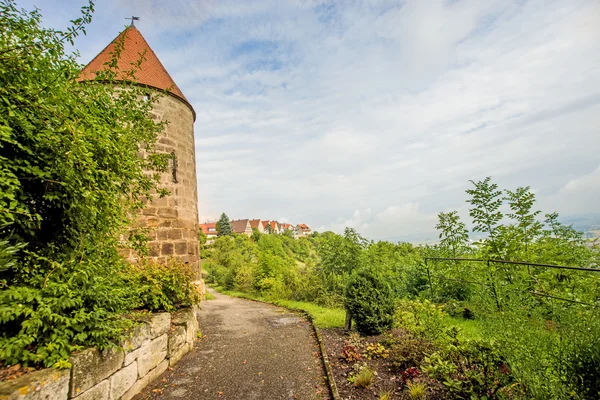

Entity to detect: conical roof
[79,25,194,118]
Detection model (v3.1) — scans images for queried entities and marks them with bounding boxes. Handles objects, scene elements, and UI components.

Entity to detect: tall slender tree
[216,213,232,236]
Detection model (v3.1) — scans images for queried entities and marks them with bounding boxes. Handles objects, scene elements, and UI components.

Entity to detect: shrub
[395,299,447,340]
[0,0,169,368]
[124,259,200,312]
[344,268,396,335]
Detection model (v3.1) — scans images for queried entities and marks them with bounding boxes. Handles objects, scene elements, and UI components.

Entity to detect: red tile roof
[249,219,262,229]
[78,26,194,119]
[231,219,251,234]
[199,222,217,234]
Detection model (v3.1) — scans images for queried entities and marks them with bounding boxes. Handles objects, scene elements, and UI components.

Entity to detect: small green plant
[340,341,362,362]
[364,342,389,360]
[205,292,216,300]
[353,364,375,388]
[378,389,394,400]
[407,382,427,399]
[196,330,203,339]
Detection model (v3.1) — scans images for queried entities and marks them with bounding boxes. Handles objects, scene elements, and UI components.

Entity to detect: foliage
[348,363,375,388]
[205,176,599,398]
[395,299,448,340]
[340,341,362,362]
[123,259,199,312]
[363,342,389,360]
[388,332,434,371]
[0,0,175,367]
[465,177,504,258]
[216,213,232,236]
[422,331,518,399]
[344,268,396,335]
[406,381,427,400]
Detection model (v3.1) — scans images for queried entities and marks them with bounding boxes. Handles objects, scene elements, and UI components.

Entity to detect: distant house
[249,219,264,233]
[199,222,218,239]
[279,223,296,235]
[230,219,252,236]
[270,221,281,234]
[296,223,311,237]
[261,220,271,233]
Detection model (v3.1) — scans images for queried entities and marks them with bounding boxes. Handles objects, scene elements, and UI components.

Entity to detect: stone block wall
[0,307,199,400]
[121,93,201,278]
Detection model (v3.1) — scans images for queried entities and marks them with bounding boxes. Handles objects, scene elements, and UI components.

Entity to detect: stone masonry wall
[0,307,199,400]
[120,93,201,277]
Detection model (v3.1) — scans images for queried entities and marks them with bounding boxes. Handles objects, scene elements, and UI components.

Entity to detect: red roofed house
[269,221,281,234]
[231,219,252,236]
[249,219,264,233]
[296,224,312,237]
[199,222,218,239]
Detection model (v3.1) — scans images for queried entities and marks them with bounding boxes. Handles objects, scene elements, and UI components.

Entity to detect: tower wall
[133,94,200,274]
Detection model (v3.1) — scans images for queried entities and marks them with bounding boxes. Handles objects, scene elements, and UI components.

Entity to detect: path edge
[208,288,341,400]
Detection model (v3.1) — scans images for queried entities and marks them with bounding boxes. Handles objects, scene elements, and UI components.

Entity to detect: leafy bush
[344,268,396,335]
[124,260,199,312]
[0,1,169,367]
[395,298,448,340]
[422,330,519,399]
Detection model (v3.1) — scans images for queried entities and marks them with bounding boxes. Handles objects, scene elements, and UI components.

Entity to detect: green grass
[205,292,216,300]
[209,285,345,328]
[443,315,485,340]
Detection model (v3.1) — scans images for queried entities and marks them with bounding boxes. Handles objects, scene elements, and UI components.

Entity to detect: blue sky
[17,0,600,241]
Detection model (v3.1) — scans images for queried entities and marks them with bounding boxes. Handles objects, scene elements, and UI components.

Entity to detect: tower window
[170,151,178,183]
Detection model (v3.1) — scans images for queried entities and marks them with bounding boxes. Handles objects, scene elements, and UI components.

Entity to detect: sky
[16,0,600,242]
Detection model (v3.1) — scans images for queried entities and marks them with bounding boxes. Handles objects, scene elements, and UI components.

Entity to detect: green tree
[199,229,207,246]
[0,0,170,367]
[435,211,469,258]
[251,227,261,242]
[216,213,232,236]
[504,186,542,256]
[466,177,503,258]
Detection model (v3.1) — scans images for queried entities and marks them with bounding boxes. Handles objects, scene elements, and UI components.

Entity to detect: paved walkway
[134,289,330,400]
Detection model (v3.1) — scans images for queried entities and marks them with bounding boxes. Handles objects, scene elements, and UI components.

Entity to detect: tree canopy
[0,0,174,367]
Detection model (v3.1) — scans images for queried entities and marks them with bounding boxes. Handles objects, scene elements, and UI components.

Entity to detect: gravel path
[134,288,330,400]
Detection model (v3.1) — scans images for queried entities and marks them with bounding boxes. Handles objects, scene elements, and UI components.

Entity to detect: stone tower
[79,25,200,275]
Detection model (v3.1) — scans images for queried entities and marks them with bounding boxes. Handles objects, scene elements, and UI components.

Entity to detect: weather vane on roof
[125,16,140,27]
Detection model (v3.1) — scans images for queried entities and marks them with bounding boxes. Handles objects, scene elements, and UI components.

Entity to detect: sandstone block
[167,325,187,358]
[70,348,124,397]
[109,362,137,400]
[158,208,177,218]
[71,380,109,400]
[137,334,168,377]
[169,342,191,366]
[174,241,187,255]
[0,368,69,400]
[148,313,171,338]
[121,360,168,400]
[168,229,182,240]
[120,322,151,352]
[161,243,173,255]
